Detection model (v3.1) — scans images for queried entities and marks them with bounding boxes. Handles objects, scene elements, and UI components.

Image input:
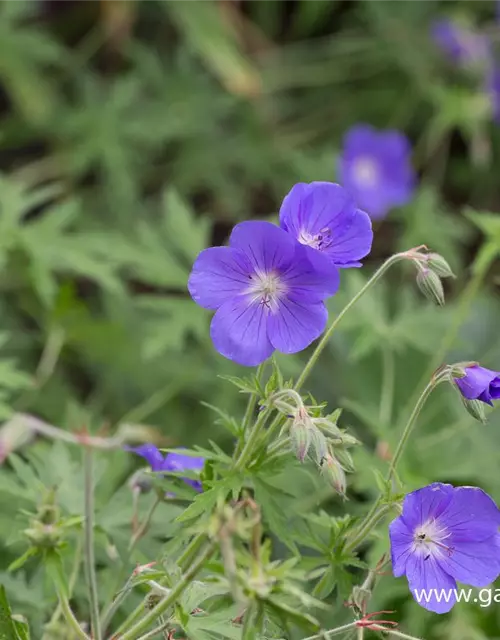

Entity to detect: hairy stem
[303,624,423,640]
[233,407,272,472]
[112,534,208,637]
[344,504,390,554]
[302,622,358,639]
[295,253,406,392]
[57,592,90,640]
[129,495,162,552]
[400,241,495,428]
[379,348,395,427]
[83,448,102,640]
[386,375,444,487]
[44,538,82,636]
[120,543,215,640]
[234,362,266,459]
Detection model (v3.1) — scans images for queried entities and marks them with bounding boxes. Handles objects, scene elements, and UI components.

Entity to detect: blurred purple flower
[188,220,339,366]
[390,482,500,613]
[126,444,205,492]
[338,124,415,220]
[454,364,500,406]
[279,182,372,269]
[431,19,490,67]
[486,65,500,123]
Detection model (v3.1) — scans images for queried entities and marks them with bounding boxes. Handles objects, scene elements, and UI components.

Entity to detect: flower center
[413,519,454,560]
[297,227,333,252]
[247,270,287,311]
[352,156,379,188]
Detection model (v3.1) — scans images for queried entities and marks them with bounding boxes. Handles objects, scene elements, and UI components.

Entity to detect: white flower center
[297,227,332,252]
[246,270,287,312]
[352,156,379,188]
[412,519,454,560]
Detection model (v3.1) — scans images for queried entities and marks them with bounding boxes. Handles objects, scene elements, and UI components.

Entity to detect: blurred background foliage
[1,0,500,638]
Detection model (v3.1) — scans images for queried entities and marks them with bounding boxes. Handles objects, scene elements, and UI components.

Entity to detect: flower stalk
[119,542,215,640]
[295,252,409,392]
[83,447,102,640]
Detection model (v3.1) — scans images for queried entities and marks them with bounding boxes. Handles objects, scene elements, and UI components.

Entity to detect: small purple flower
[390,482,500,613]
[188,220,339,366]
[338,124,415,220]
[454,364,500,407]
[125,445,205,492]
[279,182,373,269]
[431,19,490,67]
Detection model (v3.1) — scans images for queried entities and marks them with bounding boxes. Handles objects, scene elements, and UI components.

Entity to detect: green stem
[44,538,82,636]
[344,505,390,554]
[234,362,266,459]
[233,407,272,472]
[57,592,90,640]
[112,534,207,637]
[375,629,424,640]
[177,533,206,570]
[350,372,446,549]
[119,543,215,640]
[128,496,162,552]
[295,253,405,392]
[400,241,495,427]
[386,377,443,487]
[135,618,172,640]
[83,448,102,640]
[110,601,146,639]
[379,348,395,427]
[302,623,423,640]
[302,622,358,639]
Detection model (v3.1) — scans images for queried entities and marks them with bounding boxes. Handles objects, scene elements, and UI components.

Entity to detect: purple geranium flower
[338,124,415,220]
[188,220,339,366]
[390,483,500,613]
[126,444,205,492]
[431,19,490,67]
[454,364,500,407]
[278,182,373,269]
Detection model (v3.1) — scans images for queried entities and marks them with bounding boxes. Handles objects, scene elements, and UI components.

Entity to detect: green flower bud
[416,267,445,306]
[291,418,312,463]
[24,522,62,549]
[309,428,328,465]
[334,448,355,473]
[460,396,487,424]
[427,253,455,279]
[320,454,346,497]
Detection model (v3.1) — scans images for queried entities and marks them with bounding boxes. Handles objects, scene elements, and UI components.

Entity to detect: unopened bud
[460,397,487,423]
[320,454,346,497]
[334,448,355,473]
[426,253,455,279]
[24,522,62,549]
[128,469,153,494]
[416,267,445,306]
[291,418,312,463]
[310,428,328,465]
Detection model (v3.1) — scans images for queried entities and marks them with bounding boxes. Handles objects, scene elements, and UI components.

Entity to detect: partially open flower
[453,364,500,407]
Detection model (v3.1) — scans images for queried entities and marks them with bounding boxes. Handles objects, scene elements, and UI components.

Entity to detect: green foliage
[0,1,499,639]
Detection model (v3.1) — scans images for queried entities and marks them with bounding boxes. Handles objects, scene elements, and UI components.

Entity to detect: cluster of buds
[403,246,455,306]
[23,489,64,551]
[270,389,358,497]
